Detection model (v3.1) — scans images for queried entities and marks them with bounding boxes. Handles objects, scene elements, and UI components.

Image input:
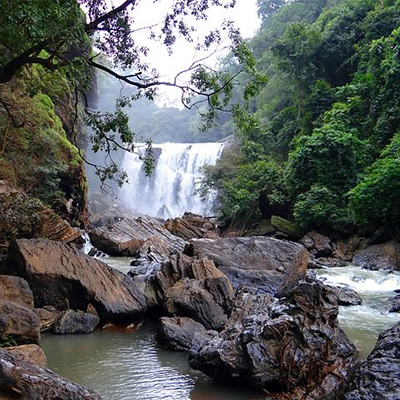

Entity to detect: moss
[0,158,16,184]
[271,215,306,239]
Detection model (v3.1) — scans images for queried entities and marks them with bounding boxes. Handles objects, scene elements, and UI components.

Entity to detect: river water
[41,262,400,399]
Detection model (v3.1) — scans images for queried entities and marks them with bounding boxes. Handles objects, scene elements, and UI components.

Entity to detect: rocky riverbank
[0,211,399,399]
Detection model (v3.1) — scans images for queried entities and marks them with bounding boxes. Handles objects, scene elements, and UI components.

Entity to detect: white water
[317,266,400,358]
[119,143,224,219]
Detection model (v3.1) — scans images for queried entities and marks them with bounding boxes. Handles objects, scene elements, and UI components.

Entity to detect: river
[41,261,400,399]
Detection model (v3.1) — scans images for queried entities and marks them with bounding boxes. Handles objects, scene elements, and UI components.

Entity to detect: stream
[41,259,400,399]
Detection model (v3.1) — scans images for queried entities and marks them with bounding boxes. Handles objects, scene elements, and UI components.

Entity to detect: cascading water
[317,266,400,358]
[119,142,224,219]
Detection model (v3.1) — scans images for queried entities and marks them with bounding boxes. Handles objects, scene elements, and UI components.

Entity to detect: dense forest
[199,0,400,236]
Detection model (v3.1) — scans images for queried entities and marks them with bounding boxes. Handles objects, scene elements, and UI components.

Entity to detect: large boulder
[270,215,305,239]
[184,236,309,296]
[0,276,34,308]
[0,299,40,345]
[165,212,219,241]
[0,349,101,399]
[353,240,400,271]
[89,216,185,257]
[157,316,215,352]
[189,281,358,399]
[344,322,400,400]
[2,239,147,323]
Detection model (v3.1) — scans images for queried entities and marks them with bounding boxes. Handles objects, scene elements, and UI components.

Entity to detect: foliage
[349,133,400,227]
[203,0,400,233]
[293,185,351,232]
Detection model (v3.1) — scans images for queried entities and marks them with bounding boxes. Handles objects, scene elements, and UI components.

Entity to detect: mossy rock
[271,216,306,240]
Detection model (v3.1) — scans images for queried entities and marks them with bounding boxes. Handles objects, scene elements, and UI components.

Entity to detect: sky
[102,0,261,106]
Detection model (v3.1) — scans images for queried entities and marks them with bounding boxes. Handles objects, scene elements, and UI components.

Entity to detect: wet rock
[344,322,400,400]
[353,240,400,271]
[89,215,185,257]
[389,295,400,313]
[165,212,219,241]
[2,239,147,323]
[53,310,100,334]
[6,344,47,367]
[165,279,227,331]
[33,306,61,332]
[0,276,34,308]
[157,316,214,351]
[0,348,101,399]
[190,281,358,399]
[328,285,362,306]
[0,299,40,345]
[184,236,309,296]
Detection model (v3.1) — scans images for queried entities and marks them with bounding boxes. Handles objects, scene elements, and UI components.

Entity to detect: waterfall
[119,142,224,219]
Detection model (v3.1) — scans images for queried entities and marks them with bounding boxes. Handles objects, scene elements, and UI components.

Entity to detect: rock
[2,239,147,323]
[53,310,100,334]
[335,236,369,262]
[165,212,219,241]
[353,240,400,271]
[6,344,47,367]
[244,219,275,237]
[89,215,185,257]
[184,236,309,296]
[389,295,400,313]
[308,256,348,269]
[157,316,214,352]
[344,322,400,400]
[165,279,227,331]
[270,215,305,239]
[0,182,81,255]
[0,348,101,399]
[300,231,333,257]
[130,254,234,314]
[328,285,362,306]
[33,306,61,332]
[0,299,40,345]
[190,281,358,399]
[0,276,34,308]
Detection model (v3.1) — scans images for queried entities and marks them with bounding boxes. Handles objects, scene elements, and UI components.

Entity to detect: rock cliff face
[2,239,147,322]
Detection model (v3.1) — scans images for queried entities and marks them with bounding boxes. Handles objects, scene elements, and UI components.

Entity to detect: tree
[0,0,261,185]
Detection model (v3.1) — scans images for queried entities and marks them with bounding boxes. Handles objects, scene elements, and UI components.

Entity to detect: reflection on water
[317,266,400,358]
[41,321,262,400]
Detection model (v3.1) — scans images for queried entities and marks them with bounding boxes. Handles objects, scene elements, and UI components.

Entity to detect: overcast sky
[102,0,261,106]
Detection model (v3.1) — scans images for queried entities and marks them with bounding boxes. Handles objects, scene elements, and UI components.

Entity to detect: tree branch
[85,0,136,32]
